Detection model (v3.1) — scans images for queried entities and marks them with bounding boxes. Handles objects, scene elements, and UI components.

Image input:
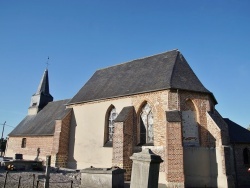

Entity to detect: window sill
[103,141,113,147]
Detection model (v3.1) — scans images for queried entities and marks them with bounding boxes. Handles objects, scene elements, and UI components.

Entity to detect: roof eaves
[67,87,172,106]
[8,134,54,137]
[67,87,216,106]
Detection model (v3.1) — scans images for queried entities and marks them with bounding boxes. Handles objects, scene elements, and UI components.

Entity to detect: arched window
[139,103,154,145]
[108,108,117,142]
[104,106,117,146]
[21,138,26,148]
[243,148,249,164]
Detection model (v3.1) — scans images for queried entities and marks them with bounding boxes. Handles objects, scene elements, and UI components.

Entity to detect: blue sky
[0,0,250,138]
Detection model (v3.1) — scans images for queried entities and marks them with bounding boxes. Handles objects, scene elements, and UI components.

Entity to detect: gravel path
[0,167,81,188]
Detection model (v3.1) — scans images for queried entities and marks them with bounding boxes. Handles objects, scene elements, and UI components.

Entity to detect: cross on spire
[46,56,50,69]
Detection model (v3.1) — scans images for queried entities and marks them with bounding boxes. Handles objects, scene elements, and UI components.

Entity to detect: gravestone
[130,148,163,188]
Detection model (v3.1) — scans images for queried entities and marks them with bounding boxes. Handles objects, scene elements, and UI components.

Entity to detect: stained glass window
[108,108,117,142]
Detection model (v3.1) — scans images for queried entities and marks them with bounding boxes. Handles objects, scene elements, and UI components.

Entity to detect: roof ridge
[47,99,70,105]
[169,51,180,88]
[52,99,71,102]
[96,49,179,71]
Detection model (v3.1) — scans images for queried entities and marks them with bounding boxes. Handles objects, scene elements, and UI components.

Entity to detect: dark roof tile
[9,99,71,136]
[69,49,212,104]
[224,118,250,143]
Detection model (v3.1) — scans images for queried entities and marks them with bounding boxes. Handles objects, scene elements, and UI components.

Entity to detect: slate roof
[9,99,71,136]
[36,69,51,96]
[69,49,214,105]
[224,118,250,144]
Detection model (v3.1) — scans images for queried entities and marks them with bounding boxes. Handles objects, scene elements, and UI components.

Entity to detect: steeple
[28,69,53,115]
[36,68,50,95]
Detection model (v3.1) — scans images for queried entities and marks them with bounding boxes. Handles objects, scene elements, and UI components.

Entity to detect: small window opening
[243,148,250,164]
[21,138,26,148]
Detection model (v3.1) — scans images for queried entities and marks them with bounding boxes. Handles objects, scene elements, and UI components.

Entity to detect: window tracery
[140,103,154,144]
[108,107,117,142]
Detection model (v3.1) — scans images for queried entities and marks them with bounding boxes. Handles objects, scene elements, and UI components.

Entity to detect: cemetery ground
[0,166,81,188]
[0,166,131,188]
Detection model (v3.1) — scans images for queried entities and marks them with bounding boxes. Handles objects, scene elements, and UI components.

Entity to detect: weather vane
[46,56,50,69]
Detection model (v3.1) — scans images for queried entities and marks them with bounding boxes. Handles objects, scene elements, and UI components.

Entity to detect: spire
[36,69,50,95]
[28,69,53,115]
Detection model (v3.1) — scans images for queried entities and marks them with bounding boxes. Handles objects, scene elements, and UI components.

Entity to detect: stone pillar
[130,148,163,188]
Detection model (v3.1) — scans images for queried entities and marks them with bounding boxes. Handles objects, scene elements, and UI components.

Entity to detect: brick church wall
[7,136,54,162]
[166,90,220,186]
[177,90,213,147]
[131,90,168,175]
[132,90,168,146]
[129,89,215,185]
[110,90,169,182]
[6,111,72,167]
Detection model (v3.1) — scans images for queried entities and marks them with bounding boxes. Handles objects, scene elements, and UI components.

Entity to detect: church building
[6,69,72,167]
[6,49,250,187]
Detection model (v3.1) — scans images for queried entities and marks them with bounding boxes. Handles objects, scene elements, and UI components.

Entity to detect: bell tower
[28,69,53,115]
